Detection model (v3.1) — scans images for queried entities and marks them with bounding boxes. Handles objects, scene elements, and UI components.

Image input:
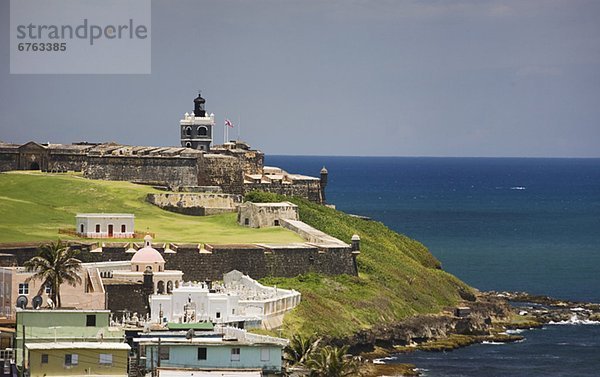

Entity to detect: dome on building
[131,235,165,265]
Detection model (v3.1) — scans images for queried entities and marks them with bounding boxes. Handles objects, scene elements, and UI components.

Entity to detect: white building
[76,213,135,238]
[150,270,301,329]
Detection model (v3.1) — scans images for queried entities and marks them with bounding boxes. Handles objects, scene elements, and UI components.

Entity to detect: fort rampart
[0,242,358,281]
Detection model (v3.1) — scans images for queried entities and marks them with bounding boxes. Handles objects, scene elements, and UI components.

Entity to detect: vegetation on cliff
[0,172,474,340]
[246,192,473,338]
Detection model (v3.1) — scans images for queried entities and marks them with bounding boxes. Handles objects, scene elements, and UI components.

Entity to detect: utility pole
[150,345,154,377]
[21,324,26,377]
[157,338,161,369]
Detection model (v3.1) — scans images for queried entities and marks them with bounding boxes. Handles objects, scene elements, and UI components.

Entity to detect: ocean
[266,156,600,377]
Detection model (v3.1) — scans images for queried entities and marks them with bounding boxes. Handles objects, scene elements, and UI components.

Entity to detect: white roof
[26,342,131,350]
[249,201,297,208]
[76,213,135,218]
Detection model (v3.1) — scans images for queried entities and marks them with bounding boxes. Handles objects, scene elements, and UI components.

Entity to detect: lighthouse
[180,91,215,151]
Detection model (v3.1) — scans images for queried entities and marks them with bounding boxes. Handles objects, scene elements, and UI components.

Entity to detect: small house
[237,202,298,228]
[135,326,287,375]
[76,213,135,238]
[15,309,126,368]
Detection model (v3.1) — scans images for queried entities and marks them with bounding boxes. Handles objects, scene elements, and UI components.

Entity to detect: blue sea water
[266,156,600,377]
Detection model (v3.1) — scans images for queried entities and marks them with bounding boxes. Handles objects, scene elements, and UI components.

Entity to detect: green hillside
[0,171,303,244]
[0,171,472,339]
[247,192,472,338]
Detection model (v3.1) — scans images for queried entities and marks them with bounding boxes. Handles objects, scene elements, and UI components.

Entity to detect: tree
[24,240,82,308]
[284,334,321,367]
[306,345,359,377]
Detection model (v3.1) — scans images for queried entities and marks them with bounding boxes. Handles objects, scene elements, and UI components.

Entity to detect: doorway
[108,224,114,237]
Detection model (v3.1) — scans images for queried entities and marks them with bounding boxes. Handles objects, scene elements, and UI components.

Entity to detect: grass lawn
[0,171,303,244]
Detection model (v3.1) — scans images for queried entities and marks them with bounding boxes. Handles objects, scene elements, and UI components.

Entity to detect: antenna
[32,295,43,309]
[16,295,28,309]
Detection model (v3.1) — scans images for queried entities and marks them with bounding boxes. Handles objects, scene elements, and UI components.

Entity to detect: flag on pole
[224,119,234,128]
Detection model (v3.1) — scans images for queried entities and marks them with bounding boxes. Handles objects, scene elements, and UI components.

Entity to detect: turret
[320,166,328,204]
[351,234,361,275]
[351,234,361,252]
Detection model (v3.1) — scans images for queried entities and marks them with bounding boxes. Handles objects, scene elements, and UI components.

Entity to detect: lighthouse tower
[180,92,215,151]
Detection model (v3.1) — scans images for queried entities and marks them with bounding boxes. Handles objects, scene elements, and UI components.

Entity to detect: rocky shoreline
[333,291,600,376]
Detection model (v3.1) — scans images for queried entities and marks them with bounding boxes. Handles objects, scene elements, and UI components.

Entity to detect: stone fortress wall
[0,240,358,282]
[146,192,242,216]
[0,140,325,203]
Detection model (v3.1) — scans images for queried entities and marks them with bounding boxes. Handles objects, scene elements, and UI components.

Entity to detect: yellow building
[26,342,130,377]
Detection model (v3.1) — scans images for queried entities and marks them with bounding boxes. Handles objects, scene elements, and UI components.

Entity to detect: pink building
[0,265,105,320]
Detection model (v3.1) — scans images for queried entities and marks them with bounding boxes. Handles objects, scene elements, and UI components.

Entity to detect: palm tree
[24,240,82,308]
[284,334,321,367]
[306,345,359,377]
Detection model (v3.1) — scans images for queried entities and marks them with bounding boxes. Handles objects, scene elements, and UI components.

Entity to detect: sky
[1,0,599,157]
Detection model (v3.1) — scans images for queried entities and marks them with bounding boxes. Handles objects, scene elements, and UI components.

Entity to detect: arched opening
[157,281,165,294]
[185,127,191,136]
[197,126,208,136]
[175,281,179,288]
[185,142,192,148]
[167,281,173,293]
[30,162,40,170]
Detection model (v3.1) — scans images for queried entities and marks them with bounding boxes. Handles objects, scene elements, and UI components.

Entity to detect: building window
[260,348,270,362]
[159,346,170,361]
[185,127,191,136]
[95,224,100,233]
[41,354,49,364]
[99,354,113,365]
[86,314,96,327]
[198,126,208,136]
[45,284,52,294]
[65,354,79,366]
[186,142,192,148]
[18,283,28,295]
[197,347,207,360]
[121,224,126,233]
[216,312,221,319]
[80,224,84,233]
[231,348,240,361]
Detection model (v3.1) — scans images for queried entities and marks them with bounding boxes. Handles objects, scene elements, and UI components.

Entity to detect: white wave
[482,341,506,345]
[570,307,586,312]
[548,314,600,325]
[505,329,526,334]
[510,186,526,190]
[372,356,395,364]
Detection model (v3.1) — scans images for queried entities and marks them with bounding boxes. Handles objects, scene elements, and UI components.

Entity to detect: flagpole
[237,115,241,141]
